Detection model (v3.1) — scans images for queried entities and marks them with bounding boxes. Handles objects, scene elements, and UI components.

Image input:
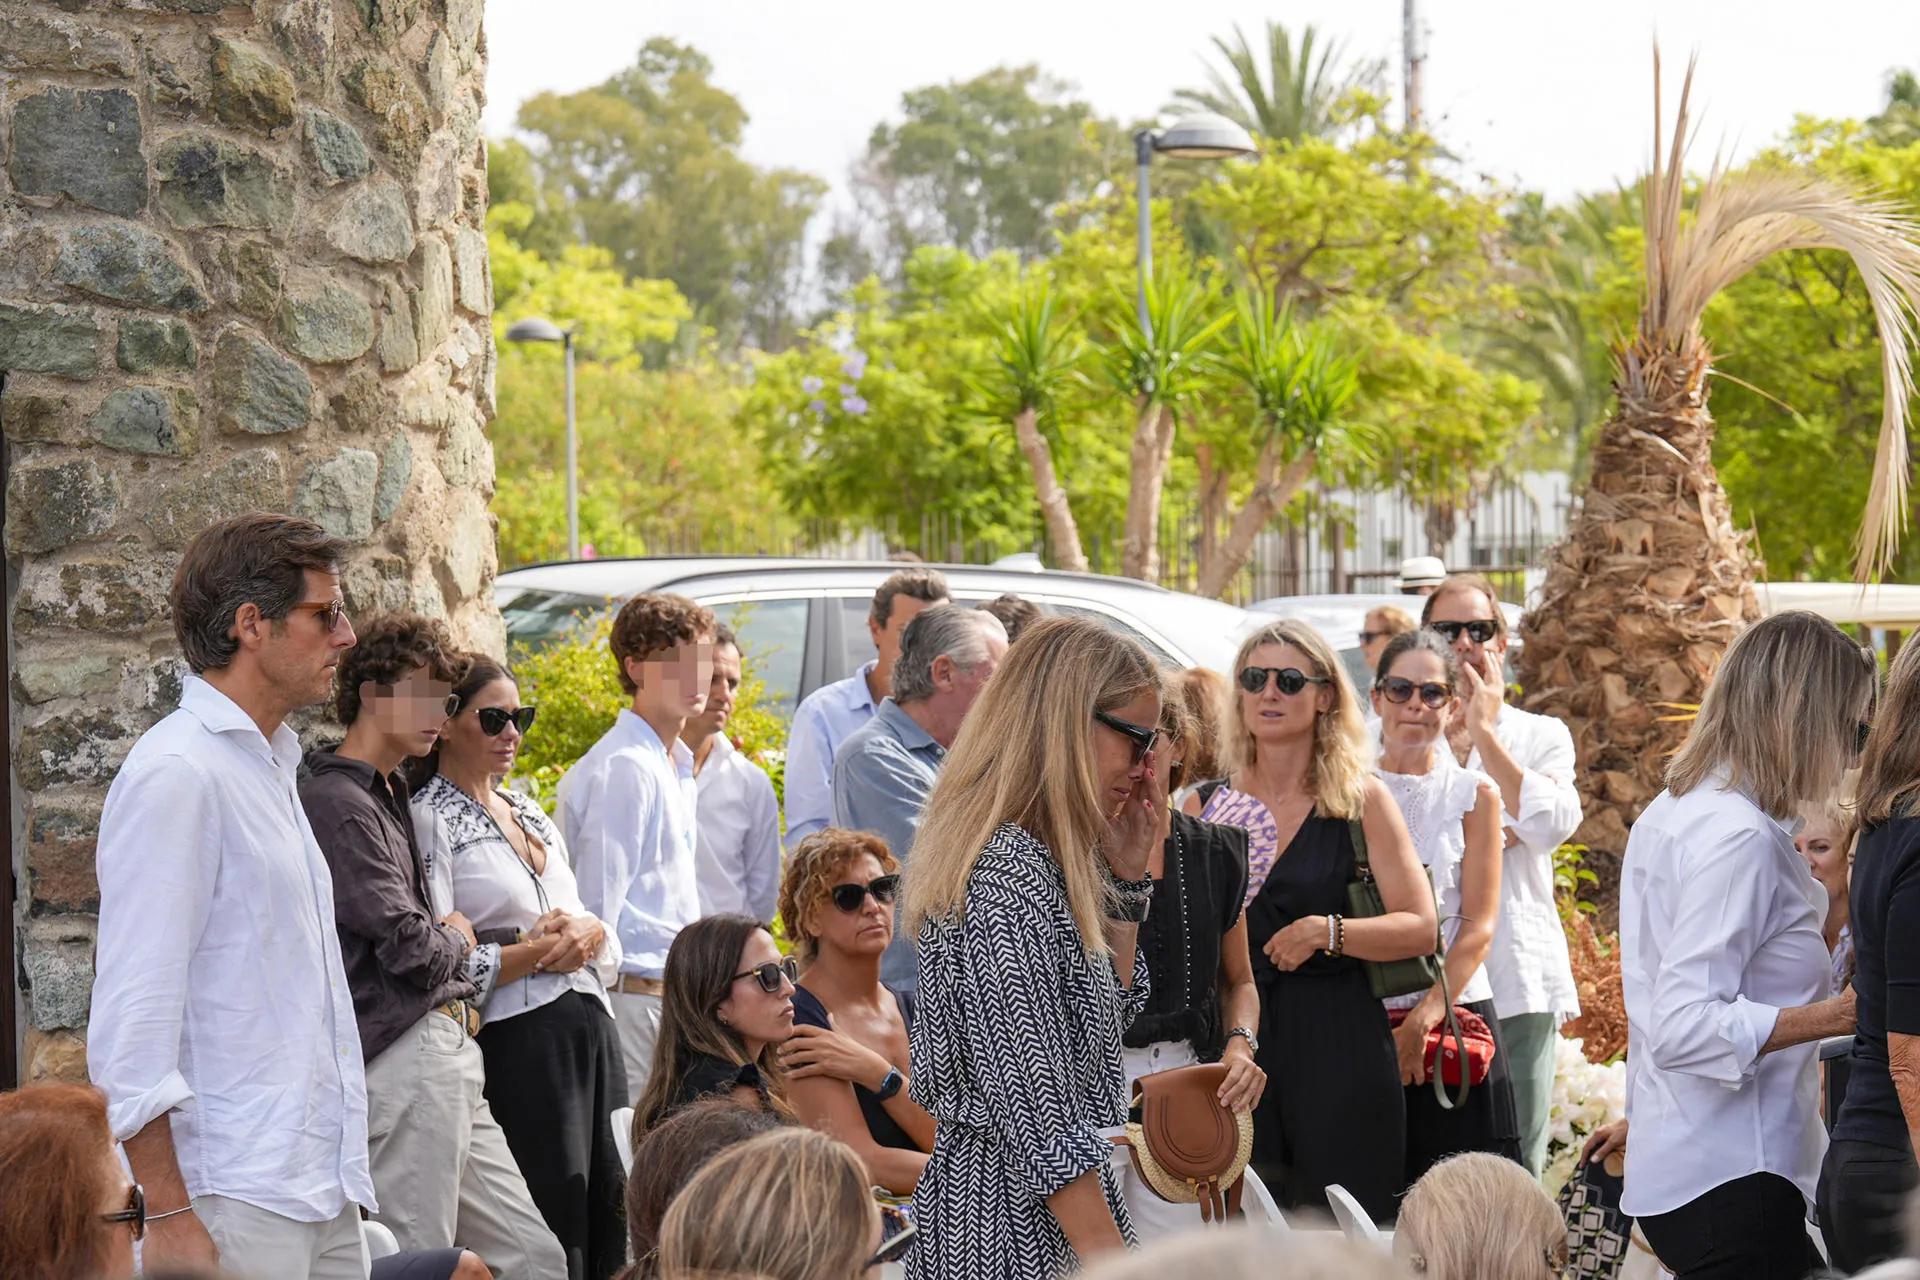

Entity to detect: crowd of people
[6,510,1920,1280]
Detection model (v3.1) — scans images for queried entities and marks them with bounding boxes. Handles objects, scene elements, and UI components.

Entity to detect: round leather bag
[1121,1062,1254,1222]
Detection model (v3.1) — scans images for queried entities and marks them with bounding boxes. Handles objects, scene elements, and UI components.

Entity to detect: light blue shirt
[558,710,701,979]
[783,660,879,852]
[831,697,946,988]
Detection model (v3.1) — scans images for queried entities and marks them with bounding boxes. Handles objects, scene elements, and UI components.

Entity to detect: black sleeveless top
[1245,811,1365,981]
[1125,810,1250,1058]
[791,983,920,1151]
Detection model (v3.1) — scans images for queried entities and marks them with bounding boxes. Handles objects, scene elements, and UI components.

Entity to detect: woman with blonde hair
[1395,1151,1566,1280]
[902,616,1164,1278]
[1080,1225,1402,1280]
[1184,618,1435,1221]
[656,1127,891,1280]
[1622,611,1873,1279]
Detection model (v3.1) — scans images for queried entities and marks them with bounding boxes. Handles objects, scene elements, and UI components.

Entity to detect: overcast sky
[481,1,1920,204]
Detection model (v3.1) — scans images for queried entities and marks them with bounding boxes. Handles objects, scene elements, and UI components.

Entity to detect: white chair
[1324,1184,1387,1252]
[1239,1167,1289,1230]
[362,1219,401,1260]
[612,1105,636,1176]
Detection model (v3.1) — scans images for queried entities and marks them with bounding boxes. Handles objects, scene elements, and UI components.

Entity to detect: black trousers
[1402,996,1524,1186]
[1818,1137,1919,1274]
[477,991,629,1280]
[1638,1172,1823,1280]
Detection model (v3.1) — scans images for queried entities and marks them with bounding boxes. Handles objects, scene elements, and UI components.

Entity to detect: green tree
[1869,69,1920,148]
[976,286,1092,570]
[1167,21,1386,144]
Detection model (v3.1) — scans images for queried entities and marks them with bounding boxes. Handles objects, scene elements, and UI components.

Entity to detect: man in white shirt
[89,512,373,1279]
[560,592,715,1091]
[680,622,782,921]
[1425,574,1584,1177]
[782,568,949,851]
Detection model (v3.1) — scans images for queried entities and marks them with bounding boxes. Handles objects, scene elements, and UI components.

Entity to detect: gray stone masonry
[1,0,503,1081]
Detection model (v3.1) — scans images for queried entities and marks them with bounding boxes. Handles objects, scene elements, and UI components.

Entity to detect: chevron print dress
[908,823,1151,1279]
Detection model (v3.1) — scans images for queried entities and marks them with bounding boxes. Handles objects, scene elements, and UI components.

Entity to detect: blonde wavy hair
[1395,1152,1565,1280]
[656,1128,875,1280]
[1083,1225,1401,1280]
[902,616,1161,956]
[1224,620,1369,820]
[778,829,898,960]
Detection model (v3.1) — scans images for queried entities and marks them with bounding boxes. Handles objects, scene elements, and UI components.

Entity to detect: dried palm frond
[1643,52,1920,581]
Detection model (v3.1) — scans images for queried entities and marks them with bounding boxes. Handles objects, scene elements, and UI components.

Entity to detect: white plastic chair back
[363,1219,401,1260]
[1325,1183,1385,1250]
[612,1106,636,1176]
[1239,1167,1289,1230]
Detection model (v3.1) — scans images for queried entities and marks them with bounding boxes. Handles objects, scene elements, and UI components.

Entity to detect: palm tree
[1167,21,1384,145]
[1869,69,1920,148]
[1517,57,1920,881]
[980,287,1091,571]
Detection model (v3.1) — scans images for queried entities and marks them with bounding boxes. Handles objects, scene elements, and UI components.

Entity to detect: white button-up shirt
[559,710,701,979]
[1467,703,1583,1019]
[782,661,878,852]
[88,677,374,1221]
[1619,779,1830,1218]
[691,734,783,921]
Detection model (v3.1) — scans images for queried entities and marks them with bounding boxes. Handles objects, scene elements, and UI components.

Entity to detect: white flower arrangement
[1541,1033,1627,1194]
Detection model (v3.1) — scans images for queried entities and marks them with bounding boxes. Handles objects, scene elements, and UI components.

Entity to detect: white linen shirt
[692,734,783,920]
[87,676,375,1221]
[781,661,878,852]
[1467,703,1583,1019]
[1619,780,1830,1218]
[558,710,701,979]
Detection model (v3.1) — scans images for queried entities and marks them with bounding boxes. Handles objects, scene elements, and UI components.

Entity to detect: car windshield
[497,589,611,650]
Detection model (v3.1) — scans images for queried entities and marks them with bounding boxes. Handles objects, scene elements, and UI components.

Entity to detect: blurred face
[627,638,714,723]
[1425,587,1507,682]
[1796,818,1849,891]
[1359,611,1396,673]
[1239,641,1334,749]
[716,929,795,1054]
[807,851,896,959]
[935,633,1010,715]
[360,667,455,758]
[872,594,945,672]
[256,570,357,709]
[1372,649,1455,752]
[1094,687,1163,814]
[441,678,528,782]
[684,642,742,742]
[97,1150,138,1280]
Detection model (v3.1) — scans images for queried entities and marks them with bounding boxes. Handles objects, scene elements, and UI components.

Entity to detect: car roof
[496,556,1202,603]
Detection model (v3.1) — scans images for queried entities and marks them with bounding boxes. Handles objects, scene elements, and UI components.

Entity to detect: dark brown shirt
[299,748,475,1061]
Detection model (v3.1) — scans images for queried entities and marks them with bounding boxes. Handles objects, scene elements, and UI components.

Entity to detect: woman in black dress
[1188,619,1437,1223]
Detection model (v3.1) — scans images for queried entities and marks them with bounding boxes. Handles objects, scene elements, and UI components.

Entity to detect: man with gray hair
[831,603,1008,989]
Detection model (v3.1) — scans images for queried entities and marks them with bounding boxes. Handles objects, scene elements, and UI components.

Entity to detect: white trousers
[1104,1039,1210,1244]
[363,1010,566,1280]
[611,989,664,1097]
[195,1197,366,1280]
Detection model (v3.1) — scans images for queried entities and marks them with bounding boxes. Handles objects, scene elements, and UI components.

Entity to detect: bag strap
[1347,817,1372,878]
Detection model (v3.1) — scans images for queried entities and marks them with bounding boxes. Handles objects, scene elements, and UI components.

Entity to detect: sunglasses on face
[730,955,799,994]
[287,598,349,633]
[1357,630,1392,645]
[831,875,901,914]
[1094,710,1162,764]
[101,1183,145,1242]
[1237,666,1330,696]
[473,705,538,737]
[866,1203,918,1268]
[1427,619,1499,645]
[1376,676,1453,709]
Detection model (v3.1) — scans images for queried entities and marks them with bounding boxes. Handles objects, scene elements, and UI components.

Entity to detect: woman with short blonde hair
[1395,1151,1565,1280]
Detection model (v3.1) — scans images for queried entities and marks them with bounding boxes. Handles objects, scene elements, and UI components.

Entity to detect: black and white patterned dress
[908,822,1150,1280]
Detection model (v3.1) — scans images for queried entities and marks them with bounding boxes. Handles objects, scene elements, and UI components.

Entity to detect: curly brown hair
[332,613,462,725]
[777,828,898,959]
[611,593,717,694]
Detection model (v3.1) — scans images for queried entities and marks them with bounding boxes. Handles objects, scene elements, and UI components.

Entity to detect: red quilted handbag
[1388,1004,1496,1099]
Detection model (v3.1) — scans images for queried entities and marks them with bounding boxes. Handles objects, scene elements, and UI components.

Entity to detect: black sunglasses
[1094,710,1162,764]
[474,705,538,737]
[1237,666,1329,696]
[866,1203,918,1268]
[1357,629,1393,645]
[730,955,799,994]
[831,875,901,914]
[1427,619,1500,645]
[1376,675,1453,709]
[101,1183,145,1242]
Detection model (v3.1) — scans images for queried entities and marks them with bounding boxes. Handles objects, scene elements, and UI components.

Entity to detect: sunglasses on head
[730,955,799,994]
[1094,710,1162,764]
[473,705,538,737]
[1375,675,1453,709]
[1427,619,1499,645]
[831,874,901,914]
[1237,666,1329,696]
[287,598,349,633]
[101,1183,145,1242]
[866,1202,918,1268]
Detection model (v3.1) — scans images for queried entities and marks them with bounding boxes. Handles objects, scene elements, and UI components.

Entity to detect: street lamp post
[1132,112,1260,340]
[503,317,579,559]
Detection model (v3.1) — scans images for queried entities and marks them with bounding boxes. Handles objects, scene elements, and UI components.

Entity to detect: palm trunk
[1195,442,1227,589]
[1196,444,1317,599]
[1515,331,1759,910]
[1011,406,1088,572]
[1120,399,1176,581]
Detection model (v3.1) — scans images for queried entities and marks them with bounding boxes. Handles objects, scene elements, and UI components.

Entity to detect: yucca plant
[979,286,1091,571]
[1517,56,1920,888]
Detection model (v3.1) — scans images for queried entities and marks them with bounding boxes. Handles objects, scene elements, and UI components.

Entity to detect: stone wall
[1,0,502,1082]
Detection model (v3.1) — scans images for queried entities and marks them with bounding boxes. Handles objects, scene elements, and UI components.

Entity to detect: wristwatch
[1225,1026,1259,1053]
[874,1067,905,1101]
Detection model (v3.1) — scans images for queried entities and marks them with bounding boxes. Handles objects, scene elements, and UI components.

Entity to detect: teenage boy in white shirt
[681,622,782,921]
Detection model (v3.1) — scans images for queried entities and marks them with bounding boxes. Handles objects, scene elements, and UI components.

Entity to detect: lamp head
[504,317,568,343]
[1152,111,1260,159]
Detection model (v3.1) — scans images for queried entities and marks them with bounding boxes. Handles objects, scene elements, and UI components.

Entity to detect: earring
[717,1011,730,1027]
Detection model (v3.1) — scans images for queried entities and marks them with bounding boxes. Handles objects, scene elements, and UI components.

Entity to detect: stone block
[210,36,296,132]
[2,388,75,442]
[444,319,482,386]
[293,448,379,540]
[346,58,429,166]
[12,557,174,634]
[25,799,102,914]
[329,180,414,263]
[23,917,97,1031]
[16,648,122,706]
[156,136,295,233]
[0,9,137,76]
[437,410,484,487]
[0,303,100,379]
[414,131,461,229]
[146,46,203,114]
[413,235,453,354]
[8,87,147,216]
[330,367,393,433]
[117,317,199,372]
[217,239,284,320]
[305,108,371,184]
[376,279,420,371]
[26,1028,90,1084]
[453,226,490,313]
[88,385,198,455]
[279,282,374,363]
[267,0,335,84]
[352,0,424,40]
[53,224,207,311]
[442,515,487,601]
[146,448,289,548]
[211,327,312,435]
[344,552,411,616]
[141,657,189,717]
[5,458,120,555]
[375,430,411,520]
[425,30,457,118]
[14,706,130,791]
[446,0,482,68]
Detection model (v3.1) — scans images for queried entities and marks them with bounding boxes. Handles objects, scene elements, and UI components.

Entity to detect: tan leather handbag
[1111,1062,1254,1224]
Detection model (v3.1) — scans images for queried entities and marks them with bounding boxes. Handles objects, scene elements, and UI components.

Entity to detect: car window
[711,598,809,721]
[835,597,880,679]
[498,590,612,651]
[1045,603,1179,667]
